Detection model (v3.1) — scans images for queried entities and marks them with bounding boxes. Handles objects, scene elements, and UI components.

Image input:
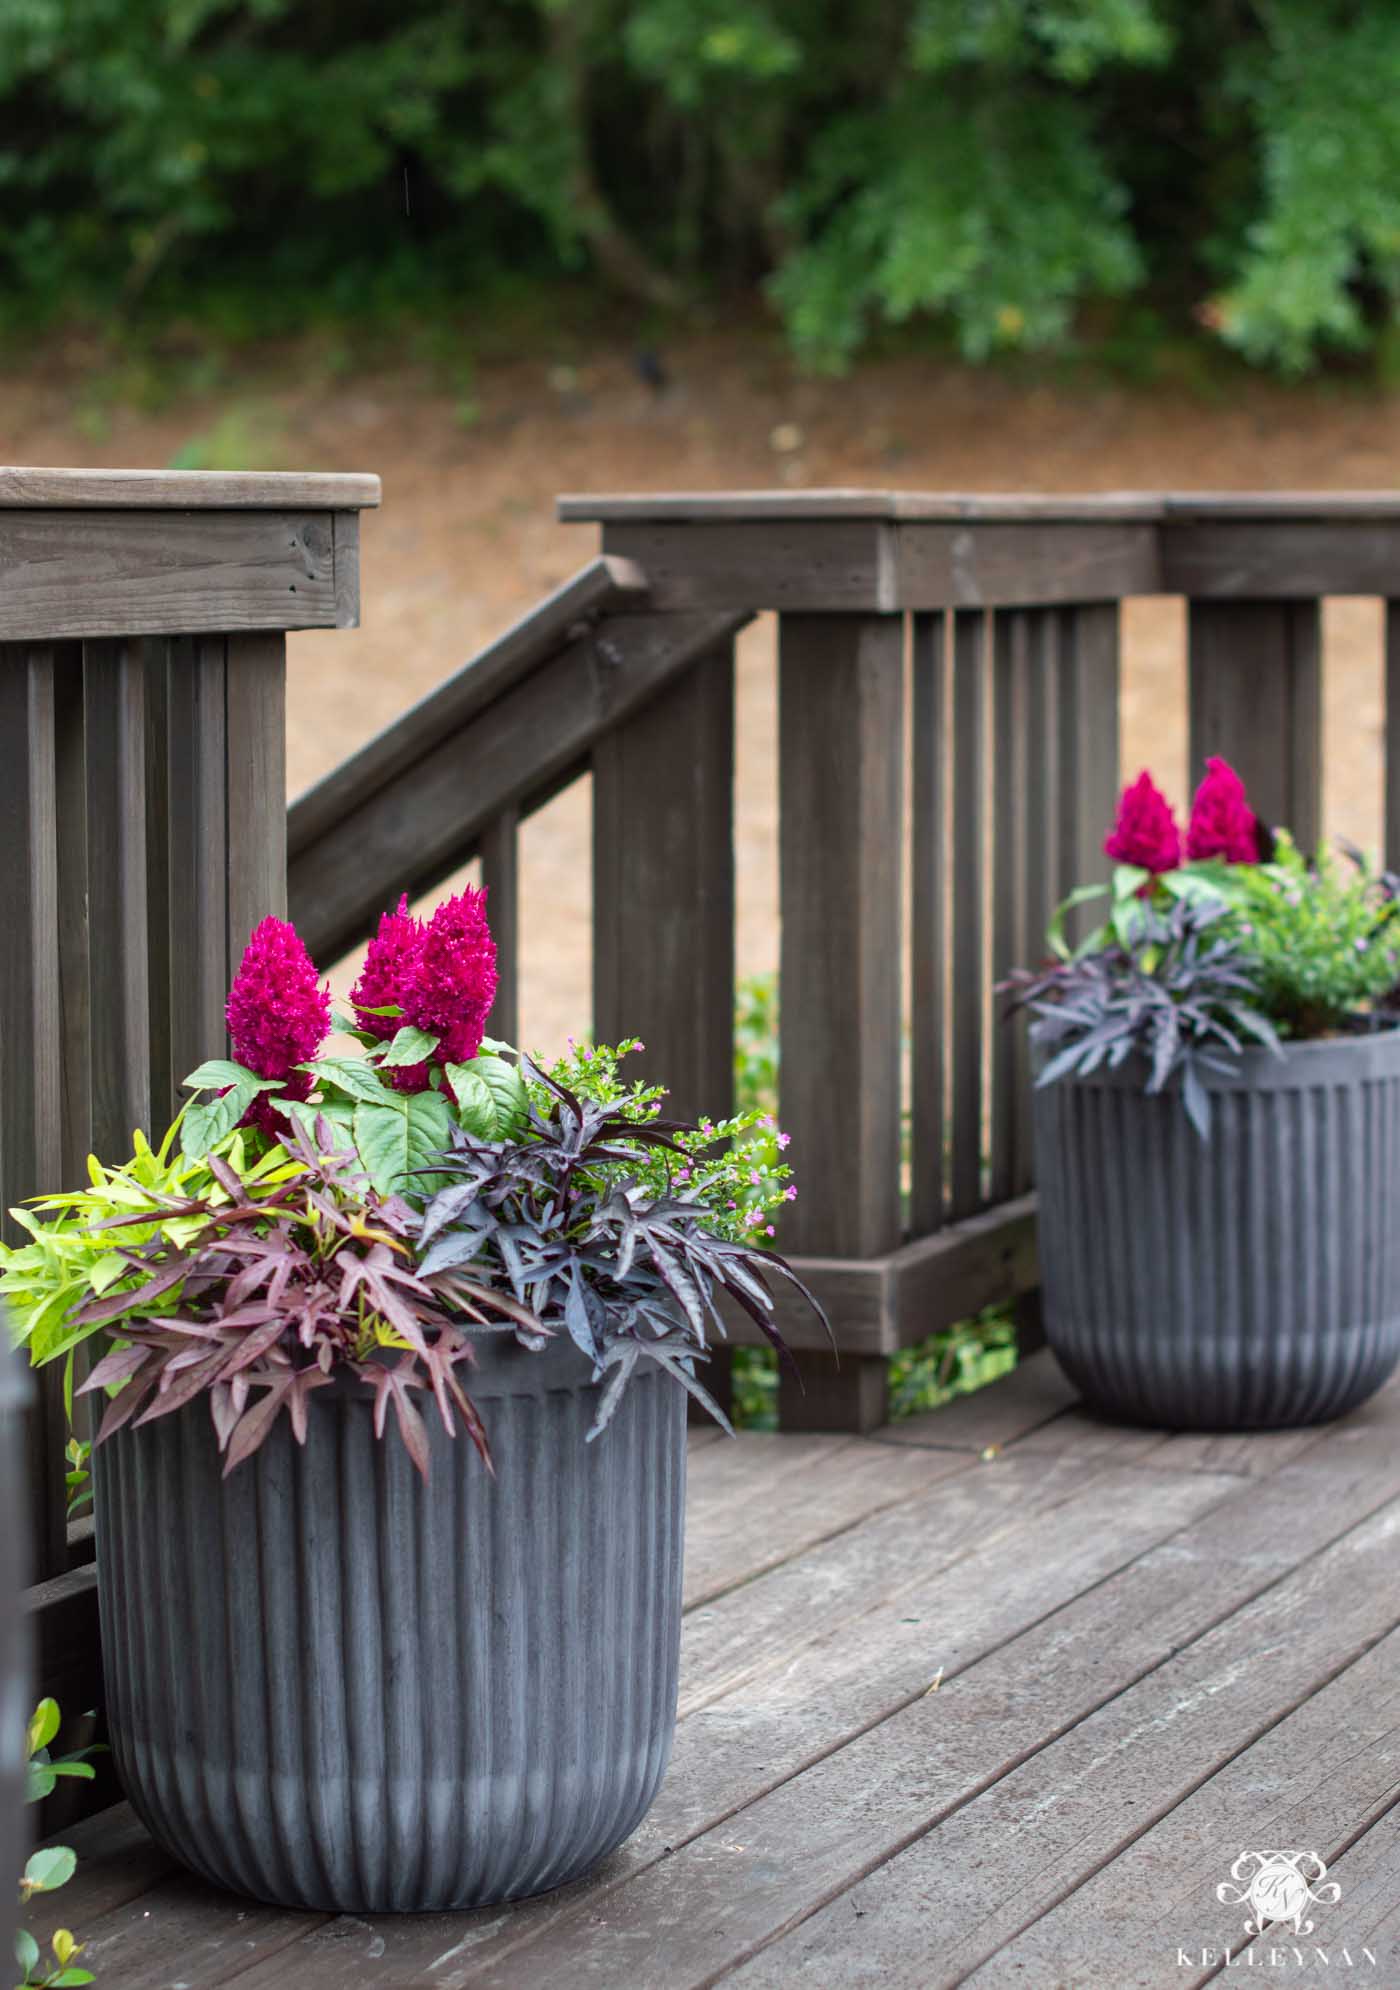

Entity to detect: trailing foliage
[0,1121,302,1408]
[1003,895,1282,1138]
[73,1116,536,1478]
[16,1700,97,1988]
[416,1058,828,1437]
[5,0,1400,373]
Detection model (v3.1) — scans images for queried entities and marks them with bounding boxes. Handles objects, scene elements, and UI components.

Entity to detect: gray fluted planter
[1033,1029,1400,1429]
[93,1333,686,1912]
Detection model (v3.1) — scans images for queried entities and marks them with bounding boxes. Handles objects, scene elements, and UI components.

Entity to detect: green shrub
[5,0,1400,375]
[1227,834,1400,1037]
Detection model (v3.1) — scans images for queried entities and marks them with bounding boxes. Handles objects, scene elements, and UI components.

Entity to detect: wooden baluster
[593,643,736,1418]
[1188,600,1320,845]
[480,807,520,1045]
[949,610,988,1222]
[1385,604,1400,873]
[776,613,903,1433]
[159,637,230,1113]
[1054,604,1121,932]
[0,644,66,1580]
[991,611,1031,1204]
[82,641,151,1159]
[225,632,288,954]
[910,611,946,1236]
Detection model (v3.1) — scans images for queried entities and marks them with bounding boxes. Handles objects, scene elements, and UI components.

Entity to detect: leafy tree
[4,0,1400,373]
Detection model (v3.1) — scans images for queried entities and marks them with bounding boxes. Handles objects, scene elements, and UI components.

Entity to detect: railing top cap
[0,467,381,509]
[559,488,1400,524]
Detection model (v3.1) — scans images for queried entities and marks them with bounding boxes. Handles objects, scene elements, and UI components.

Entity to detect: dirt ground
[5,327,1394,1051]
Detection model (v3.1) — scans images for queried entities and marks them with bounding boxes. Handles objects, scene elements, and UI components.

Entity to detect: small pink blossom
[784,1185,798,1201]
[777,1132,791,1149]
[765,1224,775,1236]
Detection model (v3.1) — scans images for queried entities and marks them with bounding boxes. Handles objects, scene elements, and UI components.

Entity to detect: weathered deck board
[34,1356,1400,1989]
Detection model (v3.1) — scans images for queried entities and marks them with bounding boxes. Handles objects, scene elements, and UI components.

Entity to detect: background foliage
[5,0,1400,373]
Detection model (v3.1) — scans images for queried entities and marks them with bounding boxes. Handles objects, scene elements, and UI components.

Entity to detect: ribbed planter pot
[1033,1029,1400,1429]
[93,1333,686,1912]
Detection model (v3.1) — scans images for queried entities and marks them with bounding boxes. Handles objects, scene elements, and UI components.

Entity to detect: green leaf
[28,1698,60,1757]
[1110,863,1150,901]
[26,1762,57,1801]
[182,1057,259,1092]
[449,1054,528,1139]
[378,1024,441,1068]
[52,1971,96,1986]
[181,1079,262,1160]
[87,1252,129,1296]
[1046,883,1109,961]
[447,1065,497,1138]
[284,1098,356,1143]
[14,1927,39,1971]
[24,1844,76,1893]
[302,1056,395,1105]
[352,1092,456,1197]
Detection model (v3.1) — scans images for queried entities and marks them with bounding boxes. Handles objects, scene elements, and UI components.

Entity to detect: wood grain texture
[290,609,745,966]
[52,646,91,1185]
[1188,598,1321,849]
[598,519,897,612]
[1162,517,1400,596]
[561,490,1170,523]
[159,638,229,1118]
[949,610,987,1220]
[777,1349,889,1435]
[720,1195,1039,1355]
[0,467,379,509]
[332,509,361,629]
[1387,603,1400,873]
[592,644,735,1126]
[892,519,1159,609]
[81,642,150,1158]
[45,1364,1400,1989]
[910,611,946,1235]
[0,510,341,640]
[0,646,66,1579]
[778,614,904,1262]
[288,557,649,854]
[480,808,521,1045]
[225,632,288,954]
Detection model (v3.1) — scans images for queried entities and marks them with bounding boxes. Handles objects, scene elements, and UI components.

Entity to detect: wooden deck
[31,1353,1400,1987]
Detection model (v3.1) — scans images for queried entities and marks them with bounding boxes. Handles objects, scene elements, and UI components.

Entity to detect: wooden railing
[1,468,378,1757]
[12,475,1400,1738]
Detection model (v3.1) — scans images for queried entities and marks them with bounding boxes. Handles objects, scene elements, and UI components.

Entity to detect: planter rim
[1039,1021,1400,1095]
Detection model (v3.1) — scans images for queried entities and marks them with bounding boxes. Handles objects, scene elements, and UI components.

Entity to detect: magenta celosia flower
[225,917,332,1134]
[400,887,498,1066]
[1186,756,1261,864]
[1104,771,1181,875]
[349,896,432,1090]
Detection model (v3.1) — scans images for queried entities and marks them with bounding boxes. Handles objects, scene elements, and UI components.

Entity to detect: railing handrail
[560,487,1400,522]
[0,466,381,509]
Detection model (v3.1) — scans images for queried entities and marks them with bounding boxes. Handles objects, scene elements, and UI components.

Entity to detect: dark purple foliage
[77,1117,543,1478]
[1000,897,1282,1137]
[414,1058,830,1436]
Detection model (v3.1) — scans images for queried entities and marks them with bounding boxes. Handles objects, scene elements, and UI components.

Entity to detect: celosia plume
[1104,771,1181,875]
[348,889,498,1089]
[402,887,498,1066]
[1186,756,1261,864]
[225,917,332,1133]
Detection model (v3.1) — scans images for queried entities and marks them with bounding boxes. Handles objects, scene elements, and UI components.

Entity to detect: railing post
[776,612,903,1432]
[0,467,377,1742]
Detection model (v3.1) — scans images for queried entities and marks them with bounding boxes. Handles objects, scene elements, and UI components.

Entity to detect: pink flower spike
[350,895,432,1091]
[1186,756,1262,864]
[1104,771,1181,875]
[225,917,332,1132]
[399,886,498,1066]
